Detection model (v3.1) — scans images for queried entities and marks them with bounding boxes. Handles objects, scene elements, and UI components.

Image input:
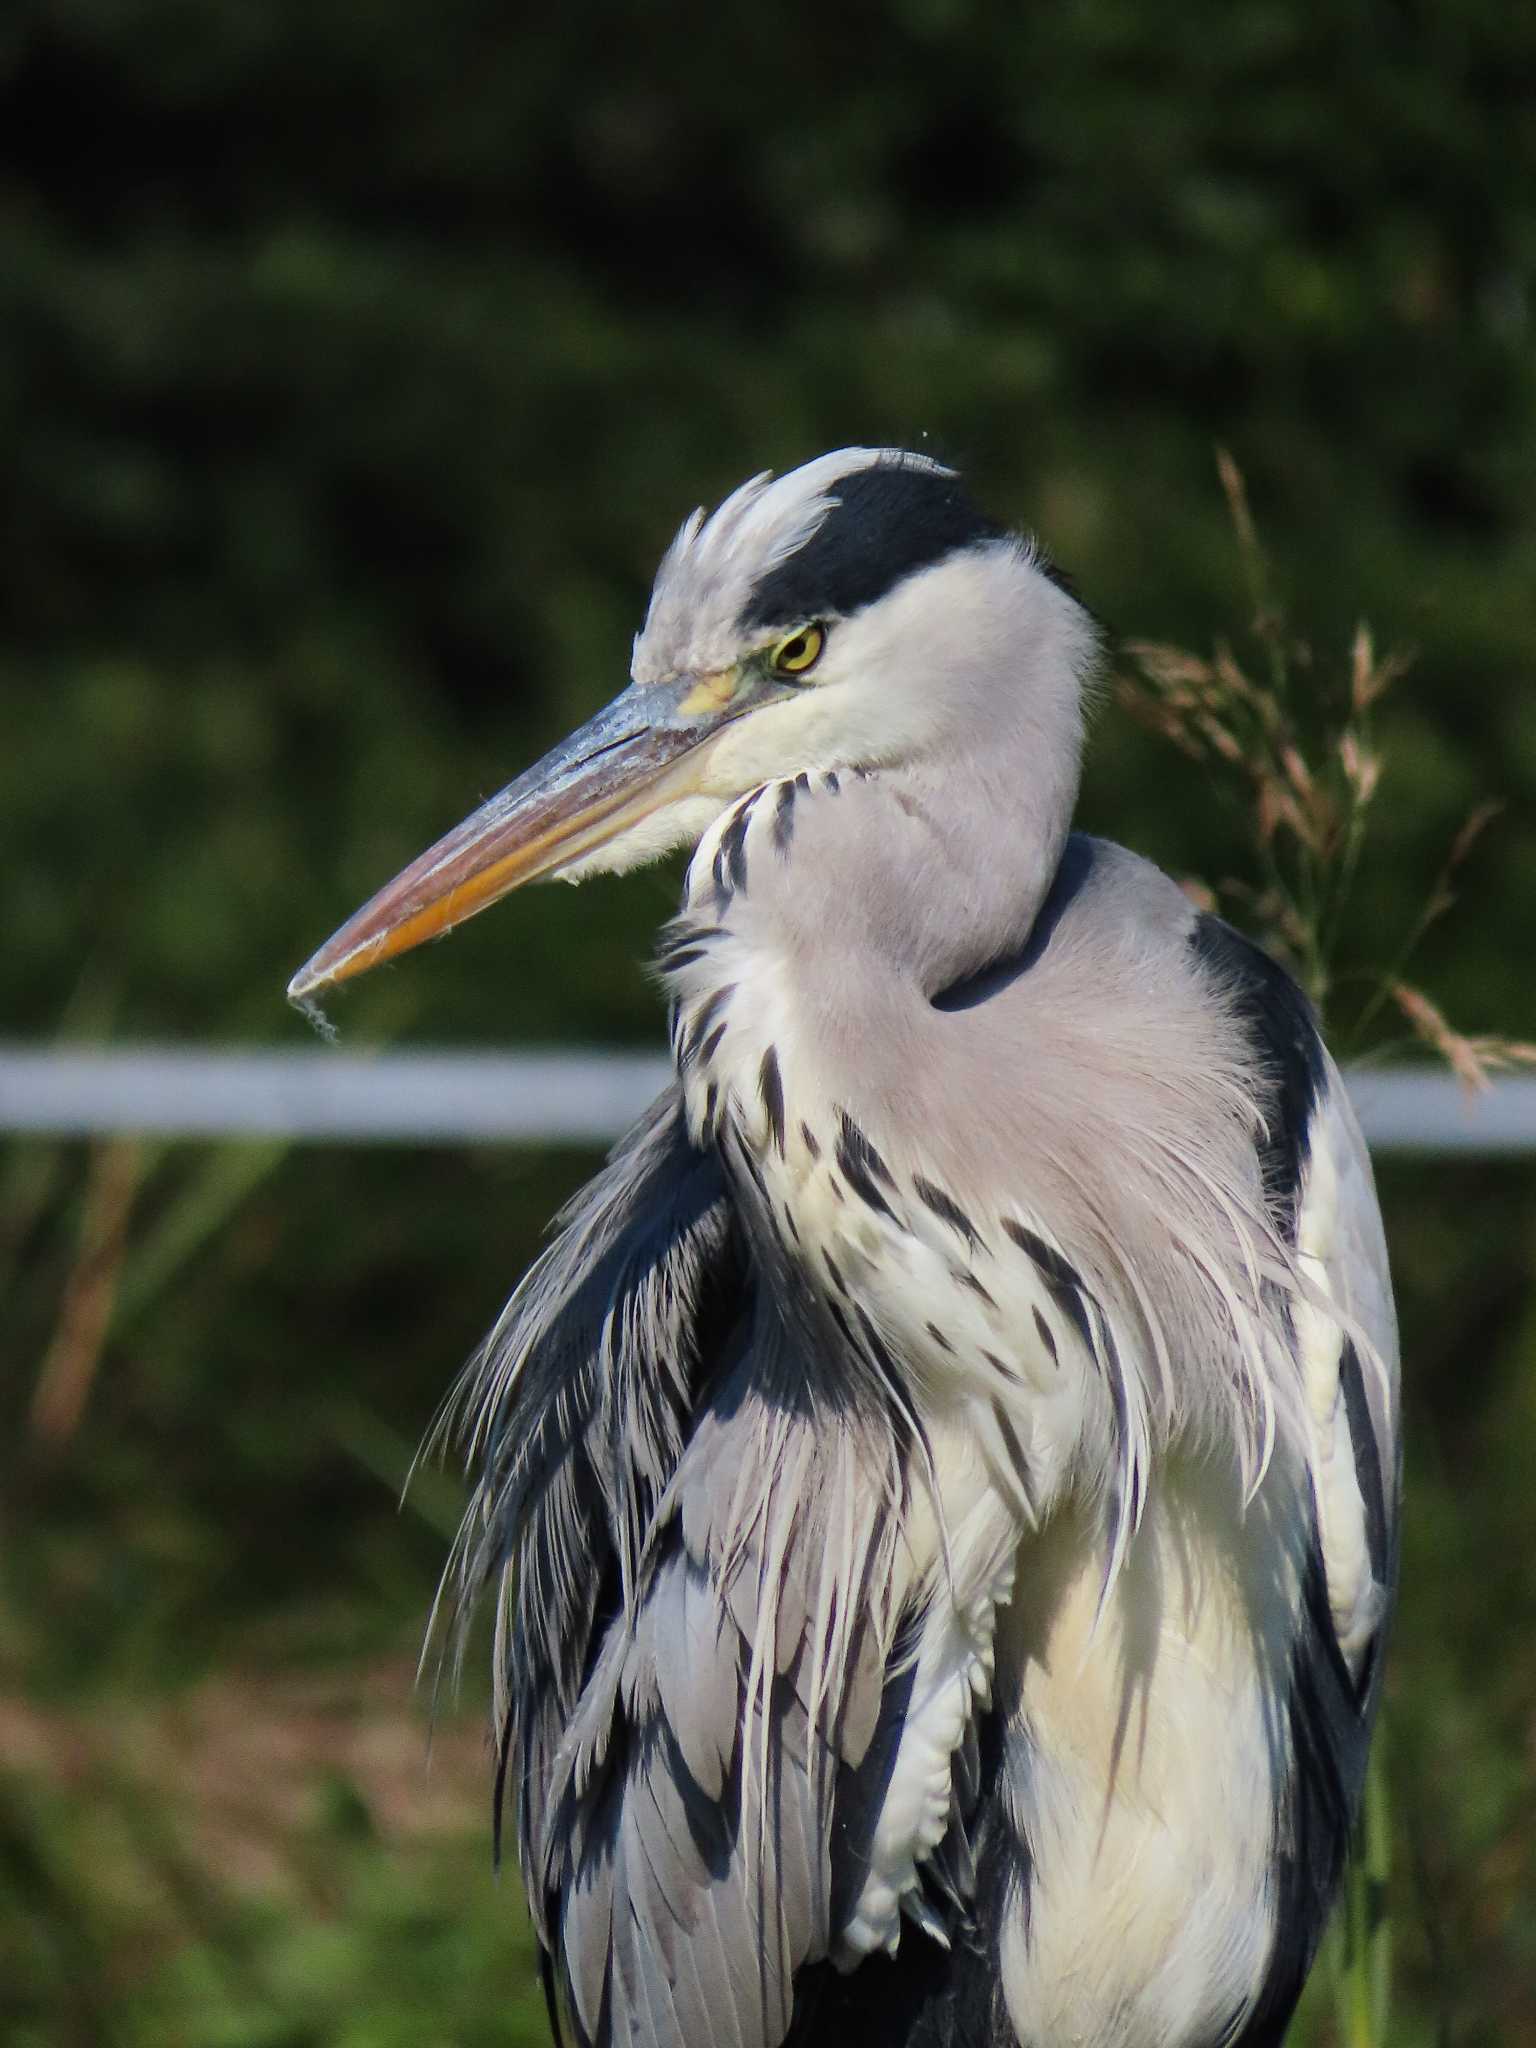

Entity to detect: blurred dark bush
[2,3,1534,2043]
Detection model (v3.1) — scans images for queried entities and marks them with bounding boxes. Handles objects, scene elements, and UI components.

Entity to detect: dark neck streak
[686,744,1079,1141]
[821,745,1079,1006]
[931,832,1098,1012]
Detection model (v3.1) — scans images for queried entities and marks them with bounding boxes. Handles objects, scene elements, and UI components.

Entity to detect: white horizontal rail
[0,1047,672,1146]
[1,1048,1534,1156]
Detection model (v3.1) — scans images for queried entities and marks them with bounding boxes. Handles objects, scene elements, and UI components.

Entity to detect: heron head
[288,447,1091,1003]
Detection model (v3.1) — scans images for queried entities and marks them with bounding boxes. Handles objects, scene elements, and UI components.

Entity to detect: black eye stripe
[742,458,1003,630]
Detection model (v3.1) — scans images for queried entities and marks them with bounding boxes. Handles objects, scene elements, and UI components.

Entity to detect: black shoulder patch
[1189,913,1328,1236]
[1033,550,1082,604]
[741,458,1005,629]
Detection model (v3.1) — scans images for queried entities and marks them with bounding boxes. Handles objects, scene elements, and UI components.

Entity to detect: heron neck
[865,743,1081,999]
[665,733,1080,1155]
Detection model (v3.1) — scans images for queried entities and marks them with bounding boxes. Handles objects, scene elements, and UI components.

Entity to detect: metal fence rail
[2,1047,1535,1155]
[0,1047,671,1147]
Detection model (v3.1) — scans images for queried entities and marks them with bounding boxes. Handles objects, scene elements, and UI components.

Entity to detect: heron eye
[771,624,826,677]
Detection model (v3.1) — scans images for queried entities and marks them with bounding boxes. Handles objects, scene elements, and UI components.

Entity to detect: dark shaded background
[3,3,1534,2042]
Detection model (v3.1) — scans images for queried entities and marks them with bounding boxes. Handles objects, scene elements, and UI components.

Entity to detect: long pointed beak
[287,681,720,1003]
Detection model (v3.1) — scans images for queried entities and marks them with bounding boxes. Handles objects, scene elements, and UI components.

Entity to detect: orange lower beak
[287,683,713,1003]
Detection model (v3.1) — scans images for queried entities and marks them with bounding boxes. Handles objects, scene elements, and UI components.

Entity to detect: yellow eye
[771,623,826,677]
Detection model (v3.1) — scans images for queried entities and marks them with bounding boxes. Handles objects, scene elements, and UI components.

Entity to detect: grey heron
[290,449,1399,2048]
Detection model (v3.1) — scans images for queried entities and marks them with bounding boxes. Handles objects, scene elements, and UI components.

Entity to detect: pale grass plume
[1115,449,1511,1075]
[1390,982,1536,1097]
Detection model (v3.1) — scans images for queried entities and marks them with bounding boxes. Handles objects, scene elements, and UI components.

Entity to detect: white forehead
[631,446,952,683]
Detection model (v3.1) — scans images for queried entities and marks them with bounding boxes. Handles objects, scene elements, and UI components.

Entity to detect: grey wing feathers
[1188,913,1399,1625]
[1315,1075,1399,1610]
[438,1086,914,2048]
[1191,917,1400,2047]
[437,1088,742,1914]
[542,1369,902,2048]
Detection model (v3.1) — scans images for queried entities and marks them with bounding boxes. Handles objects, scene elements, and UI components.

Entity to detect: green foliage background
[3,2,1534,2041]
